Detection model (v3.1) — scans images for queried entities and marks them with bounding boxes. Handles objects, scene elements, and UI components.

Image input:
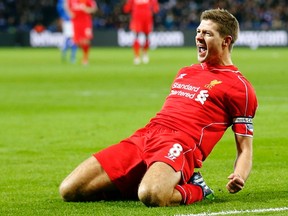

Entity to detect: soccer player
[57,0,77,63]
[123,0,159,65]
[59,9,258,207]
[66,0,97,65]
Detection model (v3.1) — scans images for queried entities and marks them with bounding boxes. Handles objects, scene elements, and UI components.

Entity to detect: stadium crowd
[0,0,288,33]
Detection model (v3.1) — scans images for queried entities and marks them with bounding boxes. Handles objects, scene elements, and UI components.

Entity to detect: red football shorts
[93,123,203,199]
[72,20,93,43]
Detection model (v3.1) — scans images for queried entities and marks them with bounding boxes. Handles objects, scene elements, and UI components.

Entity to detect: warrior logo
[176,74,187,80]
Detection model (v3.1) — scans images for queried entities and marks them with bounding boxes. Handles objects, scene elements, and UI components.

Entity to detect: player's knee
[138,184,166,207]
[59,180,77,202]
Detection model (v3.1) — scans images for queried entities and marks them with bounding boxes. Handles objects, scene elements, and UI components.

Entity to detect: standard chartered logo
[195,90,209,105]
[169,79,211,104]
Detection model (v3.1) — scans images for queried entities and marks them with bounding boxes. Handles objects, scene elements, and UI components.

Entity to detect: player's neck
[205,58,233,67]
[211,52,233,66]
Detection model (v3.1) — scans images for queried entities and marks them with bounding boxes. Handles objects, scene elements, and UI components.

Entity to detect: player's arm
[226,134,253,193]
[226,77,257,194]
[152,0,160,14]
[123,0,132,13]
[80,1,98,14]
[64,0,74,18]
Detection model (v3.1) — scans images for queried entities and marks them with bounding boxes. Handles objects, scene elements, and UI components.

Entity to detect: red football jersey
[123,0,159,33]
[150,63,258,160]
[68,0,96,20]
[123,0,159,20]
[68,0,96,23]
[68,0,96,42]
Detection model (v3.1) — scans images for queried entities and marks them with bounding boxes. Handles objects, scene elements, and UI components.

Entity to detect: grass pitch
[0,47,287,215]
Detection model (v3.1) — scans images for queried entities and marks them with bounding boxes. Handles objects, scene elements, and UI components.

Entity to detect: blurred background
[0,0,288,47]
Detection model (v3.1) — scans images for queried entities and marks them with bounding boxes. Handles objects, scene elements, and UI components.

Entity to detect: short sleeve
[228,76,258,137]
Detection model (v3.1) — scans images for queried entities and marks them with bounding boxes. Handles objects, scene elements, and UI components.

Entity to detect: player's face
[195,19,225,65]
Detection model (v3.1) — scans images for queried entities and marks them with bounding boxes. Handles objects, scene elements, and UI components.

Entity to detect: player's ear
[222,35,232,47]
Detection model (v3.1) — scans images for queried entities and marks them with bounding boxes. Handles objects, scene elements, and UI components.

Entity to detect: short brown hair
[201,9,239,48]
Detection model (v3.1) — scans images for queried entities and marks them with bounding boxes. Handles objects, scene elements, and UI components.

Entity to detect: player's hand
[226,173,245,194]
[79,4,87,11]
[79,4,91,13]
[70,12,75,18]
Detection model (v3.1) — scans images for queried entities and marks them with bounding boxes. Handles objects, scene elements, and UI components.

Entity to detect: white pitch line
[175,207,288,216]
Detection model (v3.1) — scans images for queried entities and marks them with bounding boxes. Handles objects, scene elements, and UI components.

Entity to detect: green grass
[0,47,287,215]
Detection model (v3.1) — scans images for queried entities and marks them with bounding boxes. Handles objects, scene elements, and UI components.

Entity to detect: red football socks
[133,40,140,57]
[143,39,149,51]
[175,184,203,205]
[82,44,89,63]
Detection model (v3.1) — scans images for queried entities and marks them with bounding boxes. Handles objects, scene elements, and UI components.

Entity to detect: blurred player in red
[123,0,159,65]
[66,0,97,65]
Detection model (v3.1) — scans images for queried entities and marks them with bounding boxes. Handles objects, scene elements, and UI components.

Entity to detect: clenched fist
[226,173,245,193]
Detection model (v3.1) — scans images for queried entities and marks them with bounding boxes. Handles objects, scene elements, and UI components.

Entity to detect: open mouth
[198,46,207,53]
[198,46,207,54]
